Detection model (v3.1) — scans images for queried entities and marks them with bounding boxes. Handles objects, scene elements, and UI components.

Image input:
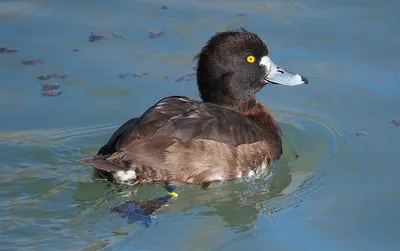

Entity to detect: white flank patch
[259,56,271,72]
[247,170,255,178]
[114,170,137,182]
[211,173,224,181]
[250,160,268,177]
[260,160,268,171]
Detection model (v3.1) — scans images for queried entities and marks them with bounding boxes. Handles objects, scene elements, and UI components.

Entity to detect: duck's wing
[95,96,204,156]
[95,96,196,156]
[120,96,274,148]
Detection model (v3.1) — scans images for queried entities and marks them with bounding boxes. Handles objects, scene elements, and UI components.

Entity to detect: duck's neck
[223,99,281,137]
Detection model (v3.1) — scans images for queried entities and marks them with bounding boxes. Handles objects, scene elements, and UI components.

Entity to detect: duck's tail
[77,154,131,172]
[77,156,96,163]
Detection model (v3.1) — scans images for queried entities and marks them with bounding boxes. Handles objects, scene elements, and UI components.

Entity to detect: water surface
[1,0,399,250]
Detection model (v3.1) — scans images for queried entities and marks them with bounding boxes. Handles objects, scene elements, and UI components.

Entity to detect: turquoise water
[1,0,399,250]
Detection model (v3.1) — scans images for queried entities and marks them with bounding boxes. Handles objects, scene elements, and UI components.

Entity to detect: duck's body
[79,28,307,189]
[84,95,282,187]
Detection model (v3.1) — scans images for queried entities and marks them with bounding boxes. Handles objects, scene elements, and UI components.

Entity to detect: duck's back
[86,96,282,186]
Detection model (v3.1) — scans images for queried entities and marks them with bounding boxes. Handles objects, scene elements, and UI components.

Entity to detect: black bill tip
[301,75,309,84]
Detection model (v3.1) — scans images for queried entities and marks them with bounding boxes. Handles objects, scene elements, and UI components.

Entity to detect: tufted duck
[79,28,308,202]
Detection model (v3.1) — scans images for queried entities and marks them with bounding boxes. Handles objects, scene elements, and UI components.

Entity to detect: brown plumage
[78,28,308,189]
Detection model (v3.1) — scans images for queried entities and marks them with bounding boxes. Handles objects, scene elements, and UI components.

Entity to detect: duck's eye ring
[246,55,256,63]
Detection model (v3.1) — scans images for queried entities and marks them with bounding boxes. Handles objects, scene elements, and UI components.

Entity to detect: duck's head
[195,28,308,108]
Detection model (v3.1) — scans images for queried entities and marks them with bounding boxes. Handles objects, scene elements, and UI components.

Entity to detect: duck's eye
[246,55,256,63]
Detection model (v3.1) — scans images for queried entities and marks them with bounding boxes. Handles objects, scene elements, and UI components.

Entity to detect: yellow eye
[246,55,255,63]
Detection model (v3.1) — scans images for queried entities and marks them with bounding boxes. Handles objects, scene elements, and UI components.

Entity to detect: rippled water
[1,0,399,250]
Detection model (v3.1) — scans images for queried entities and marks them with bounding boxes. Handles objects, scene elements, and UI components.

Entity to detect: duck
[79,28,308,197]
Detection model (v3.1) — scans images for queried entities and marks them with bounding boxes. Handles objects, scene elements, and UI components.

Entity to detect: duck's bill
[261,57,308,86]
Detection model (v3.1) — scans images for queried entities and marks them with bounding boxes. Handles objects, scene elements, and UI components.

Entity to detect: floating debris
[238,12,246,16]
[161,5,168,9]
[0,47,18,53]
[42,89,62,96]
[37,73,68,80]
[41,83,60,91]
[41,83,61,96]
[391,120,400,127]
[56,73,68,79]
[133,72,148,78]
[149,30,165,39]
[72,48,79,52]
[112,32,125,39]
[88,32,110,42]
[37,74,52,80]
[175,73,196,83]
[355,131,370,136]
[21,59,43,65]
[118,73,129,79]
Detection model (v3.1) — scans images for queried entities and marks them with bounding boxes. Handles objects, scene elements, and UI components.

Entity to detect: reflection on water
[1,0,400,250]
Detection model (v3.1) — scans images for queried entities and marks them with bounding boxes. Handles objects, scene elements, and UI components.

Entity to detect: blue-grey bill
[264,60,308,86]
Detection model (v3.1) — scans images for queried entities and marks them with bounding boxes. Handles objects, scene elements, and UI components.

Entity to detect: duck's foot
[164,181,180,193]
[110,182,179,226]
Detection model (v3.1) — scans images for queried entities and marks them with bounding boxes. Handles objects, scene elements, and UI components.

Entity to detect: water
[1,0,399,250]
